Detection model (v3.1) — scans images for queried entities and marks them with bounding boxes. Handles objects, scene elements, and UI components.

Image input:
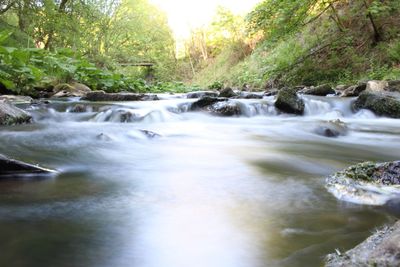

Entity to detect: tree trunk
[329,4,345,32]
[363,0,382,44]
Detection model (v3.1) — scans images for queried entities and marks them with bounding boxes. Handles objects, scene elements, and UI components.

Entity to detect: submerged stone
[189,96,227,111]
[69,104,87,113]
[0,154,55,179]
[140,130,161,138]
[314,119,348,138]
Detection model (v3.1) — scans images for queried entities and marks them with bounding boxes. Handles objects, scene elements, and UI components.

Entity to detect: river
[0,94,399,267]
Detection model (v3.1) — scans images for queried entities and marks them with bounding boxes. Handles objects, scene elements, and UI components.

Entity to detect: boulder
[326,220,400,267]
[314,119,348,138]
[53,82,91,98]
[83,91,159,102]
[340,83,367,97]
[186,91,219,99]
[303,84,335,96]
[274,87,305,115]
[326,161,400,206]
[0,100,32,125]
[366,80,389,93]
[209,101,242,116]
[353,91,400,118]
[0,154,55,178]
[189,96,227,111]
[219,87,237,98]
[387,80,400,92]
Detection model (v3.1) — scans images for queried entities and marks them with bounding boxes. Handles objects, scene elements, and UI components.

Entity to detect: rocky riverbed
[0,80,400,266]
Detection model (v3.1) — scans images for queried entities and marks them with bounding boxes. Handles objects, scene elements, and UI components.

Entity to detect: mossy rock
[274,87,304,115]
[303,84,335,96]
[353,91,400,118]
[326,161,400,206]
[53,82,92,98]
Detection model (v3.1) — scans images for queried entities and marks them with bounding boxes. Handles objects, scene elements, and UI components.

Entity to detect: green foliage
[0,31,193,95]
[0,0,177,82]
[208,81,223,90]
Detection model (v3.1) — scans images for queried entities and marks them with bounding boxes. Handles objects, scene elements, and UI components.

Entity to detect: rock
[140,130,161,138]
[366,80,389,93]
[264,90,278,96]
[0,100,32,125]
[314,119,348,138]
[69,104,87,113]
[209,101,242,116]
[274,87,305,115]
[387,80,400,92]
[189,96,227,111]
[353,91,400,118]
[242,84,251,91]
[83,91,159,102]
[53,82,91,98]
[336,85,350,91]
[96,133,113,141]
[0,154,55,178]
[0,95,33,104]
[326,161,400,206]
[303,84,335,96]
[326,220,400,267]
[238,92,263,99]
[92,108,143,123]
[244,93,263,99]
[340,83,367,97]
[186,91,219,99]
[219,87,237,98]
[71,82,91,93]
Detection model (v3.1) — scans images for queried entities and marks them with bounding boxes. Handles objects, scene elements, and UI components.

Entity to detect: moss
[274,87,305,115]
[353,92,400,118]
[341,162,377,182]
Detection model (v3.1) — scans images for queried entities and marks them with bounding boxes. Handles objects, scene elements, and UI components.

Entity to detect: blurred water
[0,95,399,267]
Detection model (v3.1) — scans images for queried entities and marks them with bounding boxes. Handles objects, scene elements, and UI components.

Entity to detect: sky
[149,0,261,39]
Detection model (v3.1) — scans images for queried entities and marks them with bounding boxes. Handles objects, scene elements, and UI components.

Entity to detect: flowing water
[0,94,400,267]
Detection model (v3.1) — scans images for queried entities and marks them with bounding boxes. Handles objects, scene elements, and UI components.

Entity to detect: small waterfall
[238,101,278,117]
[91,107,177,123]
[92,108,144,123]
[303,96,355,117]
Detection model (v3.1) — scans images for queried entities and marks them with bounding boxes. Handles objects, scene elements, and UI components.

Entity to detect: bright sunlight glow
[149,0,261,39]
